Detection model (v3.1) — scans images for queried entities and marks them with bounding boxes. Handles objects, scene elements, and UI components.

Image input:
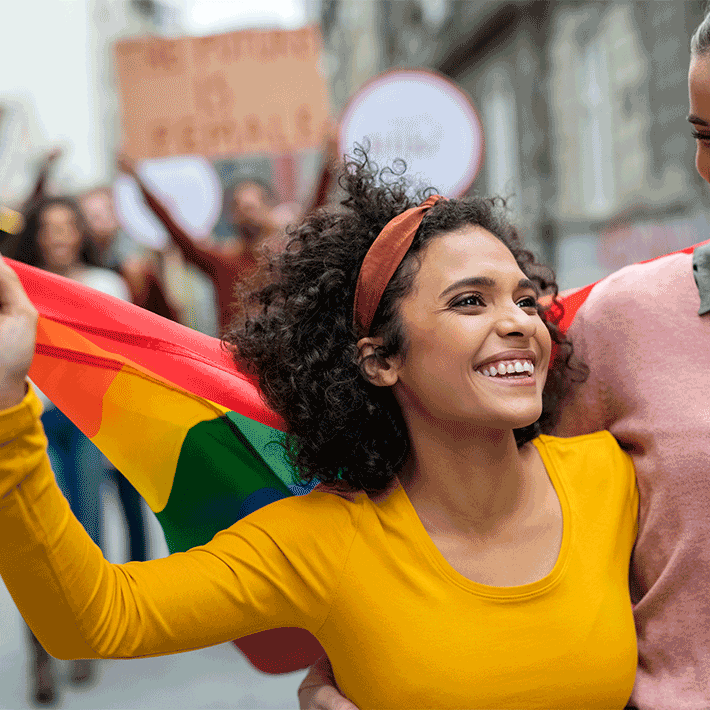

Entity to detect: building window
[549,5,650,221]
[579,37,615,217]
[483,66,521,209]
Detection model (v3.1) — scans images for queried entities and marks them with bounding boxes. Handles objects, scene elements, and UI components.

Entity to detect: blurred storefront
[321,0,710,288]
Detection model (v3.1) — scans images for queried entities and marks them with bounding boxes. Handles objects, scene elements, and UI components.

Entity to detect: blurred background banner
[114,25,331,160]
[338,68,483,196]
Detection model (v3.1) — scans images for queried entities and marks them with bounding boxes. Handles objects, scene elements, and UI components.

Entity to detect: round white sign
[114,156,223,250]
[338,69,483,198]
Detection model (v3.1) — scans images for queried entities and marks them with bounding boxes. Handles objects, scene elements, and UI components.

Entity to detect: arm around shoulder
[299,654,360,710]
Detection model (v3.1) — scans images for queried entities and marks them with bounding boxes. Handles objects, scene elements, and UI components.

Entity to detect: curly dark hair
[8,196,101,269]
[224,150,588,492]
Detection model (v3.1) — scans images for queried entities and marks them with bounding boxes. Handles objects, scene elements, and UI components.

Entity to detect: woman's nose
[495,305,537,338]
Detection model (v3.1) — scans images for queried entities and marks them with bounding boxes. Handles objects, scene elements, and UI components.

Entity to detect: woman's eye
[517,297,538,309]
[692,130,710,144]
[453,294,484,308]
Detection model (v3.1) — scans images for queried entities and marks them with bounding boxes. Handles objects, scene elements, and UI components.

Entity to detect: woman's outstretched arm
[0,255,351,661]
[21,148,62,214]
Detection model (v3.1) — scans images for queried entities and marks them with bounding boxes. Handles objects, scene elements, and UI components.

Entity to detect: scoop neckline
[391,436,572,600]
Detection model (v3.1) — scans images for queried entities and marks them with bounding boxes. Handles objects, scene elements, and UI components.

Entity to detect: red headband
[353,194,447,337]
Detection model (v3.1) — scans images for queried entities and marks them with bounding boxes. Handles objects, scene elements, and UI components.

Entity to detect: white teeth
[477,360,535,377]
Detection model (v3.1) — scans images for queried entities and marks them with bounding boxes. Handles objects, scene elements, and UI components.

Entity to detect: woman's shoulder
[236,486,368,536]
[534,432,637,517]
[217,488,369,571]
[533,430,631,467]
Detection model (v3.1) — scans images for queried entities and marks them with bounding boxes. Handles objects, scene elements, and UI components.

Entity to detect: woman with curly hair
[0,153,637,709]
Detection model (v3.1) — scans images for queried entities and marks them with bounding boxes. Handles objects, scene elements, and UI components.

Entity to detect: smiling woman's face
[387,225,552,432]
[37,204,83,271]
[688,55,710,183]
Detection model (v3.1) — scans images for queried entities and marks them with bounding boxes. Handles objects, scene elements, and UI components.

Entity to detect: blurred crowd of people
[0,135,337,706]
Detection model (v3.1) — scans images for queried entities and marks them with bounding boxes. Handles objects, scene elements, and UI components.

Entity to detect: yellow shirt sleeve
[0,385,357,660]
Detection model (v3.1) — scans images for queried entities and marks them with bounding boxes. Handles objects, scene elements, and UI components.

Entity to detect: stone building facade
[320,0,710,287]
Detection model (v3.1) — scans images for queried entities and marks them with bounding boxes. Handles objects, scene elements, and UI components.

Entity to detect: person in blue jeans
[41,406,105,550]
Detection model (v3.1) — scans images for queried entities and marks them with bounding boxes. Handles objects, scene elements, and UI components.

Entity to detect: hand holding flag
[0,253,37,409]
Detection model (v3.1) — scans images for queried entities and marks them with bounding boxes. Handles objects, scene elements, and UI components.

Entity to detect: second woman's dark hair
[9,196,101,269]
[224,150,587,492]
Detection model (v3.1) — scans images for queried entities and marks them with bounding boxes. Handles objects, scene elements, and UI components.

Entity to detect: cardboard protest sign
[115,26,331,160]
[339,69,483,197]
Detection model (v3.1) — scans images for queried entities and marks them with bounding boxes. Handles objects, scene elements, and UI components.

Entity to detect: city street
[0,479,307,710]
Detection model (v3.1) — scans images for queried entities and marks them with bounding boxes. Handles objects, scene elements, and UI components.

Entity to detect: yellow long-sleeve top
[0,387,639,710]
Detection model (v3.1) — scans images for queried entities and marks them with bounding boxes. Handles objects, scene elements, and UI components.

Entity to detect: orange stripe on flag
[30,317,120,437]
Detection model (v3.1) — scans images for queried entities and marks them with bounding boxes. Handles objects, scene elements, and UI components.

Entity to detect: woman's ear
[356,337,399,387]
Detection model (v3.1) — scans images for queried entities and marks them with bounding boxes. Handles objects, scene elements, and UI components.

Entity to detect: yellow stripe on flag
[92,367,230,513]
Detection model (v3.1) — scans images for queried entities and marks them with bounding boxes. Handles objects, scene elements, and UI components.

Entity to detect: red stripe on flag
[31,318,122,437]
[35,342,124,371]
[10,259,284,431]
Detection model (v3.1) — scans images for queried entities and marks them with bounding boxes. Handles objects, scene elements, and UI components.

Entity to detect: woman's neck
[398,422,541,538]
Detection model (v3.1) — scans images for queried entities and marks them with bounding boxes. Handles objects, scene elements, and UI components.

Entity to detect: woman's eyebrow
[439,277,539,299]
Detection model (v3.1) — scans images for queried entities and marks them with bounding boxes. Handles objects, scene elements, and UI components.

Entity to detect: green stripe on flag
[225,410,299,489]
[157,414,294,552]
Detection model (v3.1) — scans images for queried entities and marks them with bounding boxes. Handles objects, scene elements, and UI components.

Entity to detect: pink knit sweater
[554,251,710,710]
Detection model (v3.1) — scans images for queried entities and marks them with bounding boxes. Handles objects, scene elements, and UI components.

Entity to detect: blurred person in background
[296,9,710,710]
[8,195,130,704]
[82,181,219,337]
[79,183,182,325]
[117,132,338,335]
[21,149,181,325]
[79,186,136,271]
[117,153,263,335]
[27,156,164,567]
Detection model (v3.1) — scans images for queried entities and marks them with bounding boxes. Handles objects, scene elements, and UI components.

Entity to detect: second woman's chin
[45,251,80,271]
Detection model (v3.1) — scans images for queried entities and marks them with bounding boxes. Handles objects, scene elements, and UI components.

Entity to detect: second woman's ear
[356,337,399,387]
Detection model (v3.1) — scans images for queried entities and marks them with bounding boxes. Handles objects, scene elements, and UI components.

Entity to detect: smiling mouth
[475,360,535,379]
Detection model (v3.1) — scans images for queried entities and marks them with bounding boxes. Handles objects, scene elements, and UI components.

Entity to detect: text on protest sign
[115,26,331,160]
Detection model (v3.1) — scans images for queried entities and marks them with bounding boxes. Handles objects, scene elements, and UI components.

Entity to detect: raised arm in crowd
[117,134,337,334]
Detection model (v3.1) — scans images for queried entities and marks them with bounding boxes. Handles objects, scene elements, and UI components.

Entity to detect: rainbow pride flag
[11,258,322,673]
[9,237,709,673]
